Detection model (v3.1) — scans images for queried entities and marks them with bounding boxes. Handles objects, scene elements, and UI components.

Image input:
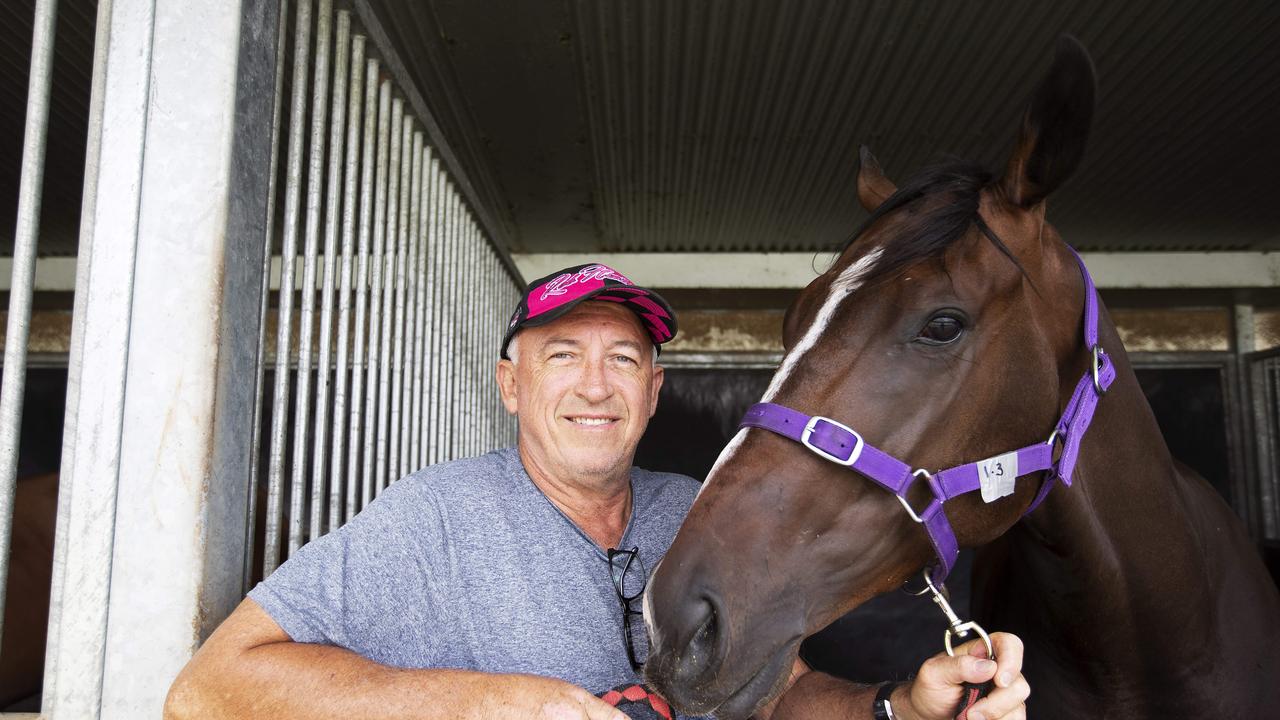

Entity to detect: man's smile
[563,414,621,428]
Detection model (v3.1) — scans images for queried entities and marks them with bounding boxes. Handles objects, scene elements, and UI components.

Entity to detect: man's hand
[893,632,1029,720]
[475,674,630,720]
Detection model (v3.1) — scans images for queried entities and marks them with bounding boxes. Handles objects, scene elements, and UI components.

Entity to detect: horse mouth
[665,637,800,720]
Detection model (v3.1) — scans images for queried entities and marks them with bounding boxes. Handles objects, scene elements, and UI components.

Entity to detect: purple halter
[739,249,1114,584]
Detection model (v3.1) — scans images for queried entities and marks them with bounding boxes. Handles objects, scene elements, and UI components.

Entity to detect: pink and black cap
[501,263,678,360]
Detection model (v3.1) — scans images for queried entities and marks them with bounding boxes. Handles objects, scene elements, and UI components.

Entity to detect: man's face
[497,301,665,487]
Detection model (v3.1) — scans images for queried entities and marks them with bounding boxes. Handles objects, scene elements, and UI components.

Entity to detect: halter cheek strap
[738,248,1113,584]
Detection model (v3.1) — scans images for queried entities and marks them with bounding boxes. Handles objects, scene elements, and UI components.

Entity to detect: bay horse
[644,37,1280,719]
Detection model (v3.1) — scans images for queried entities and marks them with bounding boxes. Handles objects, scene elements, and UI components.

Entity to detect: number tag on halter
[978,451,1018,503]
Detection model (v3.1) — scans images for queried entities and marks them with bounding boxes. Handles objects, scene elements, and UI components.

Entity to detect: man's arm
[164,598,628,720]
[762,633,1029,720]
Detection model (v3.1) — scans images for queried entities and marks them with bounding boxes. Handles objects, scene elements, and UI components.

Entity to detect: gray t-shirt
[249,447,700,705]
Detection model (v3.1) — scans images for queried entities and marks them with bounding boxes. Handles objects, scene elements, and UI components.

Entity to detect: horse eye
[919,314,964,344]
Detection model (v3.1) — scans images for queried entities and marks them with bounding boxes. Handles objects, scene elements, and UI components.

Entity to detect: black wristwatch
[872,681,899,720]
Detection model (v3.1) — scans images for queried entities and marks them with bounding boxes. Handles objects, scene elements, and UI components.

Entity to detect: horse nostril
[670,593,725,685]
[689,598,718,656]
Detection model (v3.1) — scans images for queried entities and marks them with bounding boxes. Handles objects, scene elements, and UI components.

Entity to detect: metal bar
[468,217,481,453]
[41,0,117,708]
[408,144,429,472]
[331,33,363,529]
[374,98,403,493]
[445,192,461,460]
[265,0,313,575]
[483,243,494,450]
[361,79,391,509]
[245,0,290,589]
[437,188,454,462]
[388,122,414,483]
[313,10,350,536]
[425,161,445,466]
[415,156,436,468]
[0,0,58,649]
[293,0,333,550]
[349,59,380,518]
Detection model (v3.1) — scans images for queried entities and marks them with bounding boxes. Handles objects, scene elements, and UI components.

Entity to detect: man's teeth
[570,417,613,425]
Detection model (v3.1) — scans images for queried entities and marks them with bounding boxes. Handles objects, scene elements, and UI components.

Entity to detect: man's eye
[918,314,965,345]
[614,355,638,365]
[550,351,573,360]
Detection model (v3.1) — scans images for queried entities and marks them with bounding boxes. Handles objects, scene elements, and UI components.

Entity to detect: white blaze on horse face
[762,247,883,402]
[697,249,882,493]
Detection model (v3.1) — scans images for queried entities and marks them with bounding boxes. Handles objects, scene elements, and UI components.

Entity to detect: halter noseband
[739,248,1114,584]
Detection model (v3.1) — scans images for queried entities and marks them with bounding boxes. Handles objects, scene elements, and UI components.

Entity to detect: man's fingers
[950,632,1024,689]
[920,651,998,688]
[970,675,1030,719]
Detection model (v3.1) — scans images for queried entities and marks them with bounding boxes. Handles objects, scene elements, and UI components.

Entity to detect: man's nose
[574,357,613,402]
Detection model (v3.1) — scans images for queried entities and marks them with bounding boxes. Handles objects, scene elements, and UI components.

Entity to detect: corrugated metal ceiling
[2,1,1275,256]
[389,0,1279,253]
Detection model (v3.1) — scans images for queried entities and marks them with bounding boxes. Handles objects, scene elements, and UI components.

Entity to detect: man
[166,263,1029,719]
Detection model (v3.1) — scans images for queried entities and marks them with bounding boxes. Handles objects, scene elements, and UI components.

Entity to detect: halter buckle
[800,415,865,466]
[1091,344,1109,396]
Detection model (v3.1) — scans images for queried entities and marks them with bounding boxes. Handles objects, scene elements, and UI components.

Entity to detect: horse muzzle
[643,564,802,719]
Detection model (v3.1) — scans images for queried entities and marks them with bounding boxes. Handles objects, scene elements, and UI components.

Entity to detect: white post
[43,0,280,716]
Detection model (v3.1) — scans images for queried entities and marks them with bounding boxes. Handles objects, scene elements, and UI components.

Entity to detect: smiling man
[165,263,1030,720]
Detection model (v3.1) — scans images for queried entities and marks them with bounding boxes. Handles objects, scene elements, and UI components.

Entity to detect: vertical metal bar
[312,11,350,536]
[361,79,391,509]
[409,145,430,471]
[487,246,497,451]
[454,212,468,460]
[436,189,454,462]
[401,132,421,478]
[445,192,462,460]
[374,98,403,493]
[331,34,363,529]
[389,124,416,483]
[349,59,380,518]
[246,0,290,588]
[466,218,479,456]
[0,0,59,645]
[425,161,445,466]
[292,0,333,550]
[265,0,313,575]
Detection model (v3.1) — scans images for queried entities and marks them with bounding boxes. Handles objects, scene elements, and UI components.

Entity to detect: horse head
[645,37,1098,718]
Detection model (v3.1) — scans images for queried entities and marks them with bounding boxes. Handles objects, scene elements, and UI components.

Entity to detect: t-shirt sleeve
[247,475,448,655]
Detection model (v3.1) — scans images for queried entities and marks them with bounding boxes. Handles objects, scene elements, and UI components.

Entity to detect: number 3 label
[978,451,1019,503]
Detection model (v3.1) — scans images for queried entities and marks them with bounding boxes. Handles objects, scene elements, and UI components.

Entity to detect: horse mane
[840,160,1026,286]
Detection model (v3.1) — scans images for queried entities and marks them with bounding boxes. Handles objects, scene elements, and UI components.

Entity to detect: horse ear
[857,146,897,212]
[1000,35,1096,208]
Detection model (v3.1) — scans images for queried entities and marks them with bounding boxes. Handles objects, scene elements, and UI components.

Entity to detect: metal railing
[252,0,520,579]
[0,0,58,653]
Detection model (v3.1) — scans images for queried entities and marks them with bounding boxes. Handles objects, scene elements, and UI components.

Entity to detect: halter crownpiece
[739,248,1113,584]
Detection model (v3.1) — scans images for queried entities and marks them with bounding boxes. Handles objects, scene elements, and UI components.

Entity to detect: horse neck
[1008,314,1217,662]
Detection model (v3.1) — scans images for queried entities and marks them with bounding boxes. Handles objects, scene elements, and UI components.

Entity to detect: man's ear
[649,364,665,418]
[496,359,518,415]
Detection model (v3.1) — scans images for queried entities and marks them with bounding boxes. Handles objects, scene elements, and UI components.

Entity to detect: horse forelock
[844,160,1001,289]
